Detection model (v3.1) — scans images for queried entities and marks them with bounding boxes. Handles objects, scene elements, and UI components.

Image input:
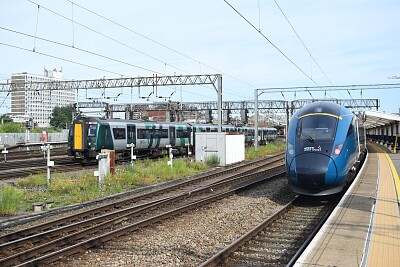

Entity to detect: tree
[0,114,13,124]
[50,105,75,129]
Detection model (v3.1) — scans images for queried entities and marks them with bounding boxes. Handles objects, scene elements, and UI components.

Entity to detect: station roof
[363,110,400,129]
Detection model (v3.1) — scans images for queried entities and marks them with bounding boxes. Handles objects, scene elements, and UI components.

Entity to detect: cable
[272,0,333,85]
[64,0,258,90]
[0,92,10,109]
[0,26,160,74]
[26,0,250,100]
[0,42,217,101]
[223,0,320,87]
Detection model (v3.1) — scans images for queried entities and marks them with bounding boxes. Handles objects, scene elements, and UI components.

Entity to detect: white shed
[195,132,245,166]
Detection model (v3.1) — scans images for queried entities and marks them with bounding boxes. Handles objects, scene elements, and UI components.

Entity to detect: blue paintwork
[286,102,366,196]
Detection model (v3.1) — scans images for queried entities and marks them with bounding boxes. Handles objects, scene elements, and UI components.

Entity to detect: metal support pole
[127,143,136,171]
[254,89,259,151]
[166,144,173,169]
[286,101,290,141]
[42,144,54,186]
[2,145,8,163]
[217,74,223,132]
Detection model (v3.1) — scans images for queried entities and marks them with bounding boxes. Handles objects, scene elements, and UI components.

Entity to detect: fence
[0,130,68,145]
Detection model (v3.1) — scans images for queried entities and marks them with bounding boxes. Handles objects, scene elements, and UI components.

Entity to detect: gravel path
[52,176,295,267]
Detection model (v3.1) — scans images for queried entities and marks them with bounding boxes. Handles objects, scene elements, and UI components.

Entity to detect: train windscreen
[297,114,338,141]
[88,124,97,137]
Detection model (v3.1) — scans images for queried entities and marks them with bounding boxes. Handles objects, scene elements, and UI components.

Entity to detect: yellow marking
[73,123,83,150]
[374,144,400,201]
[367,143,400,267]
[298,112,343,120]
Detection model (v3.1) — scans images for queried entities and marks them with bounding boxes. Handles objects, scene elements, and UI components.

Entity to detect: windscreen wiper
[301,131,315,142]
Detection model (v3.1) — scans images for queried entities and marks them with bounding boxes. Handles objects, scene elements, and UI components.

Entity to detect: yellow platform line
[367,143,400,267]
[373,143,400,203]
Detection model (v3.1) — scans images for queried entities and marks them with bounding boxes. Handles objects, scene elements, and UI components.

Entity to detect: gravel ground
[51,176,295,267]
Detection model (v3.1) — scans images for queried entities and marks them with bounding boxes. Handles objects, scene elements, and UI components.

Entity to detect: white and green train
[68,116,277,162]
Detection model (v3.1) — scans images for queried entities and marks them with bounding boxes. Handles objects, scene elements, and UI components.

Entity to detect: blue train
[68,116,278,162]
[285,102,366,196]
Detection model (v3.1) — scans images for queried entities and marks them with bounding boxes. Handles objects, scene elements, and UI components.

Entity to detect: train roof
[294,101,352,118]
[74,116,277,130]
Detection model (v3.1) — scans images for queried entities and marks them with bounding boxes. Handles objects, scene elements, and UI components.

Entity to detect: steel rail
[2,167,285,266]
[199,195,340,267]
[1,164,284,252]
[0,153,284,242]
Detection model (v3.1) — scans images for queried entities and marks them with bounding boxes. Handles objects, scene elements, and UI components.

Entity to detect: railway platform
[295,142,400,267]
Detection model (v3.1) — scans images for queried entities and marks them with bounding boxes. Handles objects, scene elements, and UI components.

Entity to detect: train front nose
[290,153,337,188]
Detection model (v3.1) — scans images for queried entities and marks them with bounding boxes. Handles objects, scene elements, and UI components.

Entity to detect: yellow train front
[68,117,101,163]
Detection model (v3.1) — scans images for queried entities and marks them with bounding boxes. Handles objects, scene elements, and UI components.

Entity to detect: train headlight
[288,143,294,155]
[334,144,343,155]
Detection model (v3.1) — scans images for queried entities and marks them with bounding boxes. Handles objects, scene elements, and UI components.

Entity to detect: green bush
[205,153,220,167]
[0,185,22,216]
[0,122,25,133]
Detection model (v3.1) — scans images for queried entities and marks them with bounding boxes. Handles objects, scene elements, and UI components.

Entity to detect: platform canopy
[363,110,400,129]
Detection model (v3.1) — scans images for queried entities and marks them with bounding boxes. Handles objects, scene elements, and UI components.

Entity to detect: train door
[98,124,113,149]
[127,125,136,148]
[355,119,361,158]
[73,123,83,150]
[169,126,176,146]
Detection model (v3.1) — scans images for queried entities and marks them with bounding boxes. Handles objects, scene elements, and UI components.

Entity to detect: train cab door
[355,119,361,158]
[73,123,83,151]
[169,126,176,146]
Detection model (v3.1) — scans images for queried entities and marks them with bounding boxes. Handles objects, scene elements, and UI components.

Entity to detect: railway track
[200,194,342,267]
[0,156,93,180]
[0,153,285,266]
[0,148,67,162]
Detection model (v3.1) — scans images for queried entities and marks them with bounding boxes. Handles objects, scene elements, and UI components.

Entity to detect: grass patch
[5,158,209,214]
[204,153,220,167]
[245,141,286,160]
[2,142,285,216]
[0,185,23,216]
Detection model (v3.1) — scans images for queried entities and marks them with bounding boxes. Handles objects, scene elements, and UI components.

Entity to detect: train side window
[138,129,152,139]
[155,129,168,138]
[347,120,354,137]
[112,128,126,139]
[177,129,190,138]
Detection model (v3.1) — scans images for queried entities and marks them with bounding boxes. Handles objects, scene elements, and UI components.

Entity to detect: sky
[0,0,399,116]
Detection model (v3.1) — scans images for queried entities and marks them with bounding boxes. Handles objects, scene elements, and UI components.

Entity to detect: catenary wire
[223,0,320,89]
[64,0,258,90]
[0,42,217,101]
[272,0,333,85]
[26,0,249,100]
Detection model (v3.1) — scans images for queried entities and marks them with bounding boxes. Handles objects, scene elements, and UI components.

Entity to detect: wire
[64,0,258,90]
[0,92,10,109]
[0,42,217,100]
[223,0,320,88]
[26,0,250,100]
[0,26,160,74]
[272,0,333,85]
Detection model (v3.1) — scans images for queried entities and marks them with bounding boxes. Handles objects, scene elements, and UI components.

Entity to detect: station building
[10,68,76,127]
